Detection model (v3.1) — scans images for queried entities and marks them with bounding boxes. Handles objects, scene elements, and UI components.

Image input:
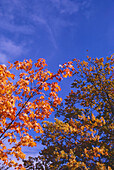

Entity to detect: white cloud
[32,15,58,49]
[0,37,27,64]
[0,38,24,55]
[0,37,27,63]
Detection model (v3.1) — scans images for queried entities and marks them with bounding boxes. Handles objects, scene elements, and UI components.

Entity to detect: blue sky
[0,0,114,164]
[0,0,114,97]
[0,0,114,67]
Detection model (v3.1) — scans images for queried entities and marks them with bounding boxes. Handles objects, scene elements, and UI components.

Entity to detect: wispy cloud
[1,38,24,55]
[0,0,92,51]
[0,0,34,35]
[30,0,92,49]
[0,20,34,35]
[32,15,58,49]
[0,37,26,63]
[49,0,92,15]
[50,0,79,15]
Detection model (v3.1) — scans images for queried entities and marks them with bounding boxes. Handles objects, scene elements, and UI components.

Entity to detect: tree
[24,55,114,169]
[0,58,75,169]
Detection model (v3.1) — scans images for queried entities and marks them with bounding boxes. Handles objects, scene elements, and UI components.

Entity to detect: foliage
[24,55,114,169]
[0,58,75,169]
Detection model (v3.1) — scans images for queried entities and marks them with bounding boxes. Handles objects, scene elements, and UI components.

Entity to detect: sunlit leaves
[31,55,114,170]
[0,58,75,169]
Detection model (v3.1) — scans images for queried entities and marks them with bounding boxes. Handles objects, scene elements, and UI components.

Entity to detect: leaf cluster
[24,55,114,170]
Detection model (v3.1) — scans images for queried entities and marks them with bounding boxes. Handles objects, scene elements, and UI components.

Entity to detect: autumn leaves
[0,58,75,169]
[0,55,114,169]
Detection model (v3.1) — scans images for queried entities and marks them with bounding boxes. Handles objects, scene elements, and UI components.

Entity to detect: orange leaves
[106,55,113,62]
[0,57,76,168]
[91,113,95,122]
[62,68,72,78]
[42,82,49,91]
[20,134,36,147]
[108,166,112,170]
[19,72,28,78]
[14,59,33,71]
[10,73,15,80]
[58,61,75,80]
[1,55,113,169]
[0,65,15,81]
[51,82,61,92]
[0,58,66,167]
[87,55,91,61]
[26,54,114,170]
[81,60,88,66]
[35,58,47,68]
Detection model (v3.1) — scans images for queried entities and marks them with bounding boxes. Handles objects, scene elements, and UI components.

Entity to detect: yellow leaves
[101,117,105,124]
[60,150,67,159]
[28,56,114,170]
[82,61,88,66]
[58,62,75,78]
[106,56,111,61]
[50,107,54,112]
[78,115,82,119]
[108,166,112,170]
[27,87,30,92]
[1,55,113,169]
[96,162,107,170]
[81,126,84,131]
[84,148,87,154]
[99,57,104,62]
[91,113,95,121]
[8,62,13,69]
[87,115,90,120]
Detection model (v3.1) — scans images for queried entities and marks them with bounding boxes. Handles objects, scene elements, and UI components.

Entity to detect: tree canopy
[0,58,75,169]
[24,55,114,170]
